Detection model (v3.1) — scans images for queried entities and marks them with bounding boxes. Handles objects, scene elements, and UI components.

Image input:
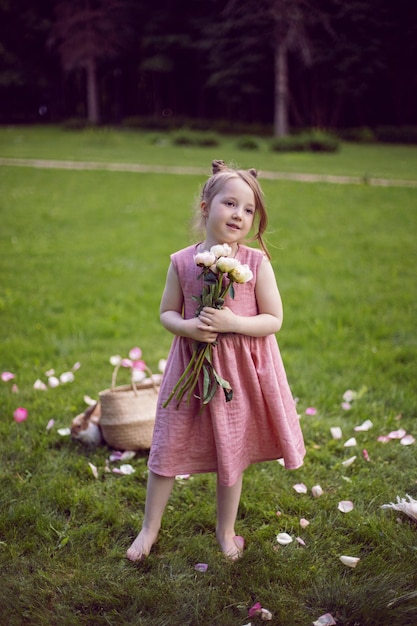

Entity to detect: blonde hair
[193,159,271,260]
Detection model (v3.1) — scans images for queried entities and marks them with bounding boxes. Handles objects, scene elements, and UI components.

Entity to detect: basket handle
[111,363,159,396]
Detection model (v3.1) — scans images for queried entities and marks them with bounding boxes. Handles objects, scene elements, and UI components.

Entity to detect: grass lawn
[0,127,417,625]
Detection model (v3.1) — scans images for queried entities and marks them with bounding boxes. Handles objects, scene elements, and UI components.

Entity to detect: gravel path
[1,157,416,187]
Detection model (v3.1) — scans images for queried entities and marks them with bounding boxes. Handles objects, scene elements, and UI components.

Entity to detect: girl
[127,160,305,562]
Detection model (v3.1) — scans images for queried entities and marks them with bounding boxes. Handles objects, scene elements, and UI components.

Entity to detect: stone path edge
[1,157,416,188]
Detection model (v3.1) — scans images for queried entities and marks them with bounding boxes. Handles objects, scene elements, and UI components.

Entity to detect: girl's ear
[200,200,208,217]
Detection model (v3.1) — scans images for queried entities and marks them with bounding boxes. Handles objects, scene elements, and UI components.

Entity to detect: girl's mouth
[227,223,240,230]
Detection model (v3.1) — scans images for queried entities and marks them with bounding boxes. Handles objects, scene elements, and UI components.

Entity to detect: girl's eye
[245,208,254,215]
[226,200,235,207]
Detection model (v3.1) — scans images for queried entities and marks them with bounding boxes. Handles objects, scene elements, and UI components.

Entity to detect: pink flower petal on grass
[60,371,74,384]
[312,485,323,497]
[300,518,310,528]
[72,361,81,371]
[341,402,352,410]
[296,536,306,546]
[293,483,308,494]
[305,407,317,415]
[12,383,19,393]
[354,419,373,432]
[313,613,337,626]
[400,434,415,446]
[46,419,55,431]
[362,449,370,461]
[13,407,28,422]
[388,428,406,439]
[194,563,208,572]
[377,435,391,443]
[34,379,47,391]
[338,500,354,513]
[249,602,262,617]
[2,371,15,381]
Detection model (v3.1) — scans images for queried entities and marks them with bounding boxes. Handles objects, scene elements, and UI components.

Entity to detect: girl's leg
[126,470,175,561]
[215,473,243,560]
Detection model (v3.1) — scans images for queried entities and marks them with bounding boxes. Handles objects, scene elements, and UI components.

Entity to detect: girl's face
[201,176,255,249]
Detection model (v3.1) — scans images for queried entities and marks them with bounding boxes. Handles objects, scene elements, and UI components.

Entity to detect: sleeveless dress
[148,244,305,486]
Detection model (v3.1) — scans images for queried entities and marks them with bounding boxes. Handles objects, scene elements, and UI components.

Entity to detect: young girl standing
[127,160,305,561]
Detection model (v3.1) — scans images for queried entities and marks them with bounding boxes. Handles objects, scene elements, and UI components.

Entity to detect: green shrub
[62,117,91,130]
[270,133,310,152]
[270,130,339,153]
[170,130,220,147]
[339,127,377,143]
[375,125,417,144]
[309,129,339,152]
[235,136,260,150]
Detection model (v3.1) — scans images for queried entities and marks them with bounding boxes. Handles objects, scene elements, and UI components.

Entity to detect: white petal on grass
[344,437,357,447]
[300,518,310,528]
[343,389,357,402]
[48,376,60,388]
[57,427,71,436]
[312,485,323,497]
[388,428,407,439]
[330,426,342,440]
[83,395,97,406]
[260,608,273,621]
[338,500,354,513]
[46,419,55,431]
[400,434,415,446]
[60,371,74,384]
[293,483,308,494]
[354,419,373,432]
[313,613,337,626]
[33,379,47,391]
[340,555,360,568]
[381,494,417,522]
[341,456,357,467]
[88,462,99,479]
[120,450,136,460]
[118,464,135,475]
[276,533,293,545]
[296,536,306,546]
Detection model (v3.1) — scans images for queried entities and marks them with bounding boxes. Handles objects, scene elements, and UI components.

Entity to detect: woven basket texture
[99,382,159,450]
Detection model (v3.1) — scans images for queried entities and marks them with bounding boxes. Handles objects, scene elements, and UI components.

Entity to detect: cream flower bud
[194,251,216,267]
[210,243,232,258]
[216,256,239,273]
[229,263,253,284]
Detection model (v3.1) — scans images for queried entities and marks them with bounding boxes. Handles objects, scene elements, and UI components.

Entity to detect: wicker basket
[99,379,159,451]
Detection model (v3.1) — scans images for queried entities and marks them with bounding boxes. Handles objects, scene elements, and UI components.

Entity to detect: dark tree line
[1,0,416,134]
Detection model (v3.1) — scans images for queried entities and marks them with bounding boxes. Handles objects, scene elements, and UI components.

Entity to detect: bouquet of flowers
[163,243,253,409]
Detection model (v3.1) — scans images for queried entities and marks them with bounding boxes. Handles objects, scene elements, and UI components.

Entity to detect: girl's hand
[198,306,237,334]
[187,316,219,343]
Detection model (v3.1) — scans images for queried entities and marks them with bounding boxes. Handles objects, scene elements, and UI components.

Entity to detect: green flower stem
[162,348,199,408]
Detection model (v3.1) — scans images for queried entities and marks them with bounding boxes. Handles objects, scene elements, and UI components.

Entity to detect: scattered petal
[194,563,208,572]
[276,532,293,545]
[330,426,343,440]
[260,608,273,621]
[57,427,71,436]
[341,402,352,410]
[381,494,417,522]
[343,389,357,402]
[305,407,317,415]
[388,428,407,439]
[48,376,60,388]
[1,371,15,381]
[12,383,19,393]
[45,369,55,376]
[88,462,99,479]
[313,613,337,626]
[277,458,285,466]
[377,435,391,443]
[296,536,306,546]
[362,449,370,461]
[118,464,135,475]
[300,518,310,528]
[249,602,262,618]
[175,474,191,480]
[158,358,167,373]
[344,437,357,447]
[60,371,74,384]
[293,483,308,494]
[109,451,124,462]
[340,555,360,568]
[46,418,55,431]
[341,456,357,467]
[72,361,81,371]
[312,485,324,497]
[338,500,354,513]
[13,407,28,422]
[400,434,415,446]
[354,419,373,432]
[83,395,97,406]
[33,379,47,391]
[121,450,136,460]
[276,510,282,516]
[129,347,142,360]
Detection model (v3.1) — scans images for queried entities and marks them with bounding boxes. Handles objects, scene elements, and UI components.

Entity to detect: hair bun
[248,168,258,178]
[212,159,226,174]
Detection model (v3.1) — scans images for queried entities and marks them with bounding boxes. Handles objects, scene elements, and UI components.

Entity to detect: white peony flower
[229,263,253,284]
[210,243,232,258]
[216,256,239,273]
[194,251,216,267]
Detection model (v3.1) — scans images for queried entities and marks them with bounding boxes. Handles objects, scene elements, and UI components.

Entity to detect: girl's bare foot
[216,532,245,561]
[126,527,159,562]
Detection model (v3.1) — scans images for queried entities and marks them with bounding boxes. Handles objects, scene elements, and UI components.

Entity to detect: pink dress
[148,244,305,486]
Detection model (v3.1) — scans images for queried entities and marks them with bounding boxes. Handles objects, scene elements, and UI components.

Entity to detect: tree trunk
[86,57,99,125]
[273,40,289,137]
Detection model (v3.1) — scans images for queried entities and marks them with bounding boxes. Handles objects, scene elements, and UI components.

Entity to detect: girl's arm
[160,263,218,343]
[198,257,283,337]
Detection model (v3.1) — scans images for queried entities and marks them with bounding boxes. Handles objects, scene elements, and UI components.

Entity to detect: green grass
[1,128,417,625]
[1,124,417,181]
